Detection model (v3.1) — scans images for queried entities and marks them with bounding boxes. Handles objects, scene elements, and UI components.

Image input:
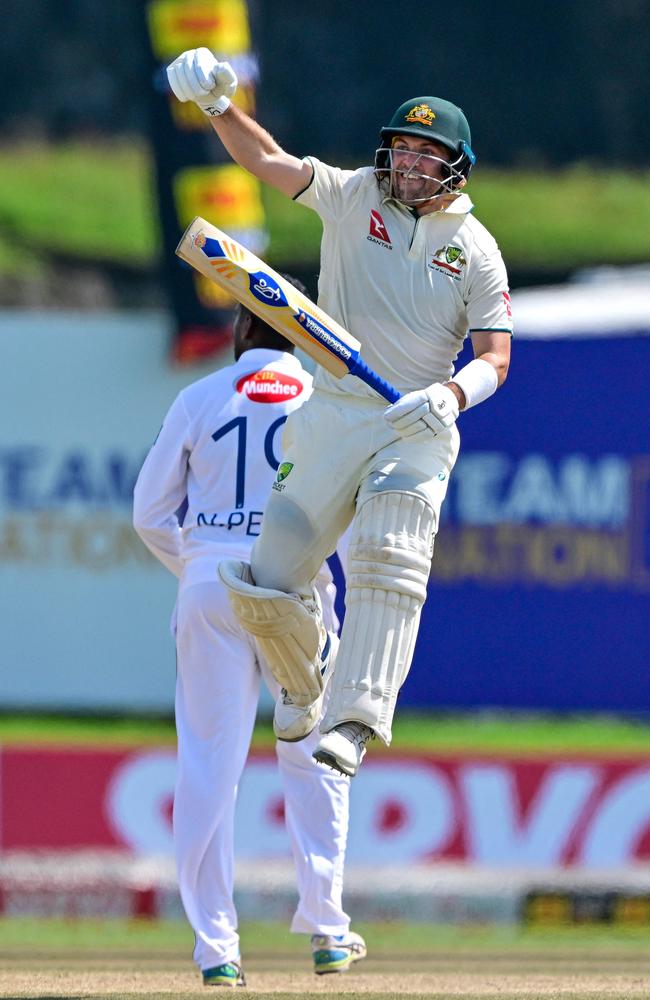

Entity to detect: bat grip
[348,357,401,403]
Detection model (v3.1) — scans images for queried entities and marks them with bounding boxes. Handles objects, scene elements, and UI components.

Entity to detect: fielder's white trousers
[174,578,350,973]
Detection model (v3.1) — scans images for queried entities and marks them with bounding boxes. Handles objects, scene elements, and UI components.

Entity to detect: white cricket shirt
[295,157,513,398]
[133,349,312,585]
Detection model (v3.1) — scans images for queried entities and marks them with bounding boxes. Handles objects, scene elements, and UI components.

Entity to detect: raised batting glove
[384,383,459,438]
[166,47,238,117]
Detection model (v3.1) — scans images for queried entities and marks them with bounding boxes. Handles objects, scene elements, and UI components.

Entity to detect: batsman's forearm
[209,103,276,159]
[209,104,310,196]
[476,351,509,386]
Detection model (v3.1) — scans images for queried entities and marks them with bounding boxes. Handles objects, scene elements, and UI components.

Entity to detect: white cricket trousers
[252,387,459,593]
[174,578,350,972]
[251,388,460,742]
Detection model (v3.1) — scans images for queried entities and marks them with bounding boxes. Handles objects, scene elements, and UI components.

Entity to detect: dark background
[3,0,649,166]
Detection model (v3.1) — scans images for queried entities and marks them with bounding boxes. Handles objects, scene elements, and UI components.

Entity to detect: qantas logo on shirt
[236,369,304,403]
[367,210,393,249]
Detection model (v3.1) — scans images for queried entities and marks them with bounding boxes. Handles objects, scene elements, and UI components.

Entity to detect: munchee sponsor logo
[236,369,304,403]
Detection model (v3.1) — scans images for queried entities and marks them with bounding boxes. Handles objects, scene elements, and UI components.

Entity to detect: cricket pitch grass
[2,920,650,999]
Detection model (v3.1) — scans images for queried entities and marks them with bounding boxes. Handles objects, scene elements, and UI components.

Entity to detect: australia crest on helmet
[404,103,436,127]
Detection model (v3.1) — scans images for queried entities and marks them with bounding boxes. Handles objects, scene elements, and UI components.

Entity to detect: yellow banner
[148,0,251,60]
[174,163,265,229]
[194,273,237,310]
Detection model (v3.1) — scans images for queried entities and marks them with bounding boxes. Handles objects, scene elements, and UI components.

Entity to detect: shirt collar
[441,193,474,215]
[235,348,300,370]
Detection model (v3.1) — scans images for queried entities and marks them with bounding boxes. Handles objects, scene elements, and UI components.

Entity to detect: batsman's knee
[348,491,435,603]
[251,494,329,595]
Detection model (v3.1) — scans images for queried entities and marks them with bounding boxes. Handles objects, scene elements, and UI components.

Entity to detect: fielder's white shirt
[295,157,513,398]
[133,349,312,585]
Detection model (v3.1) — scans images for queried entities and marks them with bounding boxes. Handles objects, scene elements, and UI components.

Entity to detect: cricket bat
[175,217,401,403]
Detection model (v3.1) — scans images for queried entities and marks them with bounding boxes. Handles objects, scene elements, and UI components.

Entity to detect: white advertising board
[0,310,236,711]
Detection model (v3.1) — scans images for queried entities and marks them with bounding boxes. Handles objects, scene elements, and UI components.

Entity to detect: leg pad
[321,492,435,743]
[218,560,326,704]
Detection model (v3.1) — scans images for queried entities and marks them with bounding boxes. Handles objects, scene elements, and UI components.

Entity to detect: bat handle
[348,357,401,403]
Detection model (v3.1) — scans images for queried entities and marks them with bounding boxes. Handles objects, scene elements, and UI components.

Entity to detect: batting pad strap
[321,492,435,744]
[218,559,325,704]
[449,357,498,409]
[347,545,431,600]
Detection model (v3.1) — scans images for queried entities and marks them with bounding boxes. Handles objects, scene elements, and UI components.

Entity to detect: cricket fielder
[133,293,366,986]
[166,49,513,778]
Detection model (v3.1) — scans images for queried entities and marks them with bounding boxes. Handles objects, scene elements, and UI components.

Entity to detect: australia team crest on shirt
[429,244,467,280]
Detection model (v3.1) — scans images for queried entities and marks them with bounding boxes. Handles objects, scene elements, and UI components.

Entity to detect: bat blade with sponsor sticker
[175,217,400,403]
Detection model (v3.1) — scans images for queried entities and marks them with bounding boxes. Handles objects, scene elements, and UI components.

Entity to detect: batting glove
[166,48,238,117]
[384,383,459,439]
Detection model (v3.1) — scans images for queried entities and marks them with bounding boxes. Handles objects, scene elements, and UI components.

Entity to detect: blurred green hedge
[1,139,649,280]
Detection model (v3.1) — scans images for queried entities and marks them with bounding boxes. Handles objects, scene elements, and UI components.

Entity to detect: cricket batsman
[166,49,513,778]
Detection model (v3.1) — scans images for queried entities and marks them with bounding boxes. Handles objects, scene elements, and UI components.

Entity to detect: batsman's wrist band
[202,96,231,117]
[449,358,498,409]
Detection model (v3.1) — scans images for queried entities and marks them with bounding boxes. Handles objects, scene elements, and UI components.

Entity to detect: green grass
[1,138,650,279]
[0,916,192,953]
[2,919,650,1000]
[2,917,650,955]
[0,712,178,747]
[261,183,324,265]
[0,139,158,276]
[468,166,650,268]
[2,709,650,754]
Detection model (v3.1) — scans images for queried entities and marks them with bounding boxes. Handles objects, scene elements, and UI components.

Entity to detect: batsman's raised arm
[166,48,312,197]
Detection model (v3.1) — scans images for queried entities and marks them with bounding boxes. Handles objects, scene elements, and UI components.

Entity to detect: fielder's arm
[133,394,190,578]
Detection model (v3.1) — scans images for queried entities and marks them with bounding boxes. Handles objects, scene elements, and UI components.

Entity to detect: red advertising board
[3,745,650,867]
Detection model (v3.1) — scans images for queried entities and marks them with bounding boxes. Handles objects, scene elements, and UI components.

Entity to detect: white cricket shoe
[312,721,374,777]
[273,633,337,742]
[311,930,367,974]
